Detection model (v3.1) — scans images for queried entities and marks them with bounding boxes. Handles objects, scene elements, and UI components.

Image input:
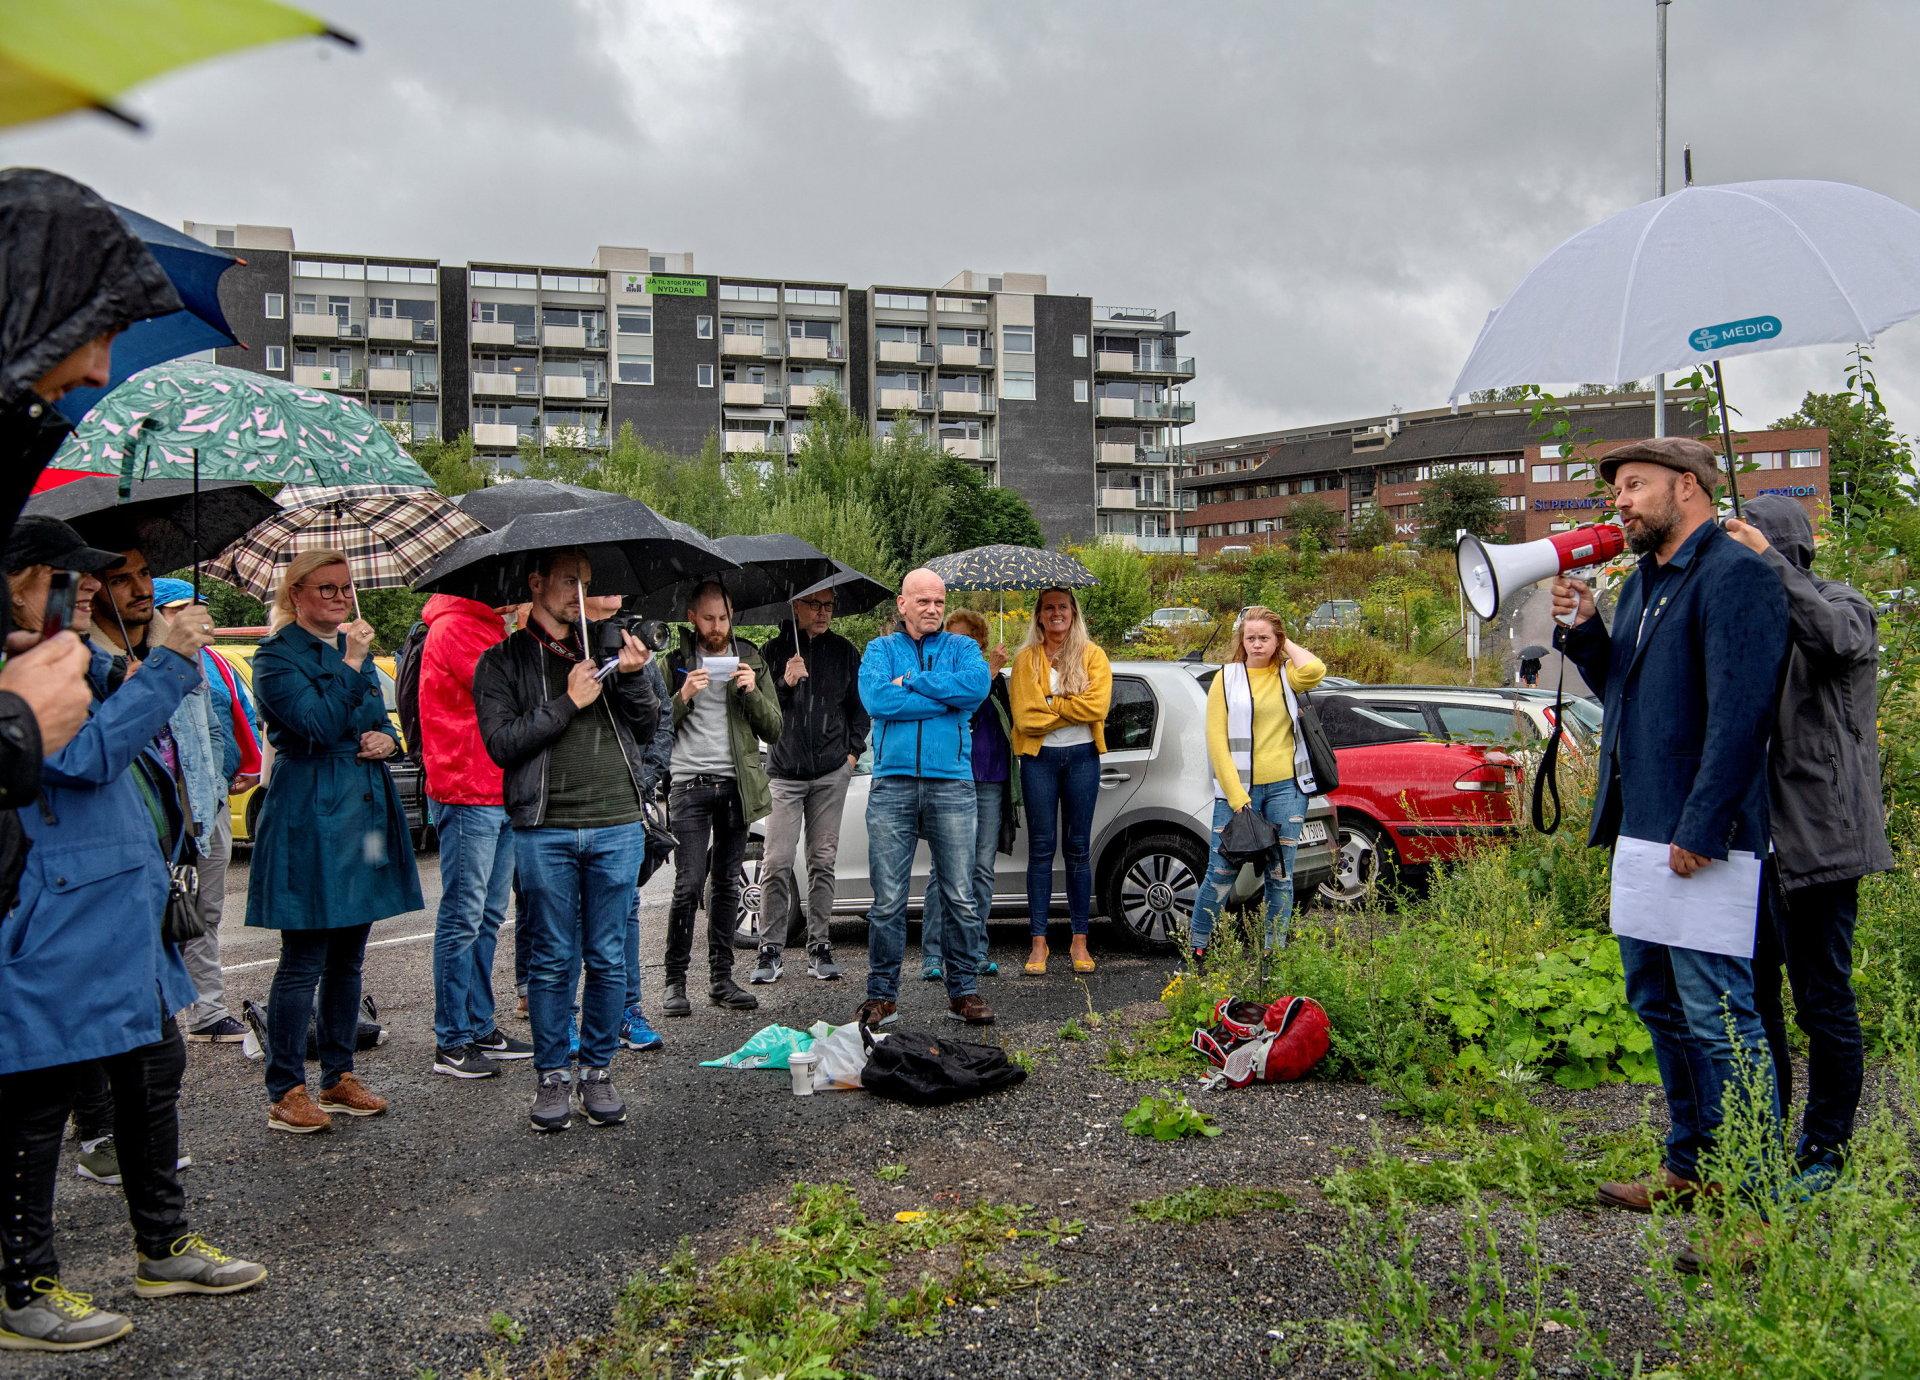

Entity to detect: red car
[1309,692,1520,906]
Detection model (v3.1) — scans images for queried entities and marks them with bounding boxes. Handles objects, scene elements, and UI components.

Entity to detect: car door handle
[1098,768,1131,787]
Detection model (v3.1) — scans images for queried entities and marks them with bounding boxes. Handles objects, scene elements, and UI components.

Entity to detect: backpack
[859,1027,1027,1106]
[394,619,429,760]
[1190,994,1331,1090]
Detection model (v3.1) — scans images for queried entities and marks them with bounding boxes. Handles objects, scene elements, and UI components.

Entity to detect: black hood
[0,169,182,404]
[1744,494,1815,570]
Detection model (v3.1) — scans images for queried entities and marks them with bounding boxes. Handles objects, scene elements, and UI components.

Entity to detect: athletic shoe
[620,1006,664,1052]
[855,999,898,1028]
[710,977,759,1011]
[267,1085,331,1134]
[186,1015,248,1044]
[74,1137,189,1186]
[750,947,783,984]
[474,1029,534,1061]
[433,1044,501,1079]
[0,1278,132,1352]
[132,1234,267,1298]
[661,982,692,1018]
[316,1073,387,1118]
[982,960,1000,976]
[578,1067,628,1127]
[239,999,269,1062]
[529,1069,573,1133]
[807,944,842,981]
[947,994,996,1026]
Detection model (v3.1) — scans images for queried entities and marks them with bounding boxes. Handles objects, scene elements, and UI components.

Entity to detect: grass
[1130,1185,1296,1224]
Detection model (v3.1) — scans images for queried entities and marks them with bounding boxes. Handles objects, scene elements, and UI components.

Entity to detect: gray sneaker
[529,1069,573,1133]
[750,946,783,984]
[0,1279,132,1352]
[577,1066,628,1127]
[133,1234,267,1298]
[807,943,842,981]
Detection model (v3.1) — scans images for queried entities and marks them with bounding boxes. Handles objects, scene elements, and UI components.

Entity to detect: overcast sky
[8,0,1920,444]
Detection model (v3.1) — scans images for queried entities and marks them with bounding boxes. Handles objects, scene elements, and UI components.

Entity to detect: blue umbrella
[56,204,240,421]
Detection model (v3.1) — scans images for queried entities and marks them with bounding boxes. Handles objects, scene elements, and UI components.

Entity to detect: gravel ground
[15,855,1683,1379]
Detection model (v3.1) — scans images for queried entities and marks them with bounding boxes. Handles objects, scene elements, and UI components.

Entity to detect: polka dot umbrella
[923,544,1096,592]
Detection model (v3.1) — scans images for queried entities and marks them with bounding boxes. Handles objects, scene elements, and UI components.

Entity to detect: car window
[1105,676,1156,752]
[1359,701,1426,732]
[1435,703,1535,745]
[375,665,398,715]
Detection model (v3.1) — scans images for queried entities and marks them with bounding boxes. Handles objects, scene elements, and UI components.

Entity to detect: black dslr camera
[593,610,669,659]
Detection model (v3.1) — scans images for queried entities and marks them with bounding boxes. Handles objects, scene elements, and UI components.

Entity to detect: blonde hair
[270,549,350,632]
[1226,605,1286,666]
[1016,587,1091,695]
[944,608,989,649]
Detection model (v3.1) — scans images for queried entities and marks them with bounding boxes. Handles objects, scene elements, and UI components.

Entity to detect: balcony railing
[877,340,935,366]
[474,373,537,398]
[1133,534,1197,555]
[1098,488,1138,510]
[785,336,847,362]
[937,391,995,414]
[542,375,608,400]
[1136,353,1196,379]
[368,317,439,344]
[877,389,934,412]
[723,382,784,406]
[721,332,772,358]
[1137,400,1196,423]
[291,313,365,340]
[938,343,995,368]
[541,324,608,350]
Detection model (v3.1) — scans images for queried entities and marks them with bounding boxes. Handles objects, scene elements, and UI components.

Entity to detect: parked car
[1304,599,1364,633]
[735,660,1338,951]
[1125,606,1213,642]
[1309,690,1521,906]
[1337,684,1600,762]
[216,637,430,851]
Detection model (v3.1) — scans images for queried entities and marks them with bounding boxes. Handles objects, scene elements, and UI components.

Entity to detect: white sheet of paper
[701,655,740,681]
[1608,834,1763,959]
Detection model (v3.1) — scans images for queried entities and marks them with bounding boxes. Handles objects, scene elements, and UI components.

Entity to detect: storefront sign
[1757,485,1823,498]
[1533,496,1609,511]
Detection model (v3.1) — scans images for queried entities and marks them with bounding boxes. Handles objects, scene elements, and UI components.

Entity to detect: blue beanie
[151,576,198,607]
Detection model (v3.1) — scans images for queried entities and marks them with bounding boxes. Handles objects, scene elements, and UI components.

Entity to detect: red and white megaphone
[1455,522,1627,622]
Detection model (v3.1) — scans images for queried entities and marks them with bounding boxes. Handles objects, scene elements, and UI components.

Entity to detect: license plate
[1300,821,1330,846]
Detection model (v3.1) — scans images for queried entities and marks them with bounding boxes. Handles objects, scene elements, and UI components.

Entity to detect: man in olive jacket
[1727,494,1894,1185]
[660,580,782,1016]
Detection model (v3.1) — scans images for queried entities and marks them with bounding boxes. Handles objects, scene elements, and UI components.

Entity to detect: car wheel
[1103,831,1206,951]
[1317,814,1388,908]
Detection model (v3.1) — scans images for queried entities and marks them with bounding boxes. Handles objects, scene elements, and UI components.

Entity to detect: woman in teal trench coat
[246,550,421,1132]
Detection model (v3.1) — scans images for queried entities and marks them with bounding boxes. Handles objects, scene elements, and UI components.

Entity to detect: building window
[874,292,929,311]
[294,293,317,316]
[1071,333,1088,357]
[1750,450,1783,470]
[697,364,714,388]
[263,292,284,320]
[1002,326,1034,353]
[1073,379,1089,403]
[539,273,603,293]
[215,228,236,248]
[1003,370,1035,401]
[717,282,778,303]
[784,286,841,306]
[617,355,653,385]
[1539,443,1564,459]
[1565,462,1594,482]
[696,315,713,340]
[264,345,285,371]
[1531,463,1561,483]
[1790,449,1822,468]
[649,254,667,272]
[617,308,652,336]
[1487,457,1520,475]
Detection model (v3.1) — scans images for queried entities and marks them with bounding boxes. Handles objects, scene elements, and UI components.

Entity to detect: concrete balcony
[939,343,994,368]
[1097,396,1135,419]
[291,312,364,340]
[1095,350,1134,373]
[470,321,519,347]
[944,437,983,461]
[292,365,346,390]
[786,336,845,362]
[1134,534,1197,555]
[1098,488,1138,510]
[938,391,984,413]
[369,317,429,343]
[472,423,523,448]
[788,384,819,409]
[878,388,933,412]
[367,368,413,393]
[1137,353,1197,380]
[473,373,533,398]
[878,340,934,366]
[722,432,778,454]
[723,381,767,406]
[545,426,607,447]
[721,333,772,358]
[543,374,588,399]
[541,325,607,351]
[1099,441,1139,465]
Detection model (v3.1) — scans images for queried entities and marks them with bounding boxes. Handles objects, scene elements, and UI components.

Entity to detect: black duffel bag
[860,1027,1027,1106]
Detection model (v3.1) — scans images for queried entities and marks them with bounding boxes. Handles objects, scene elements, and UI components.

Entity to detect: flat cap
[1597,436,1722,489]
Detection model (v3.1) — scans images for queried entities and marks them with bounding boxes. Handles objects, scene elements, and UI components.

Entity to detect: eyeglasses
[303,582,355,600]
[795,598,837,613]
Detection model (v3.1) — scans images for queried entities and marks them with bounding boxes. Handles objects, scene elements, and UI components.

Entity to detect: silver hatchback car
[734,659,1338,950]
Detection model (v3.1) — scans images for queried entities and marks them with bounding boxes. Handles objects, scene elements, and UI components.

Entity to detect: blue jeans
[1191,779,1306,951]
[867,776,978,1002]
[1020,744,1099,938]
[924,778,1004,969]
[430,802,515,1050]
[624,885,644,1008]
[515,822,647,1072]
[1618,934,1781,1182]
[265,924,371,1101]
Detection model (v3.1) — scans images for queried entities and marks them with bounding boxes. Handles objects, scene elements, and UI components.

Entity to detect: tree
[1416,467,1507,551]
[1775,386,1914,542]
[1347,504,1395,550]
[1074,539,1153,646]
[403,431,494,496]
[936,456,1044,550]
[1285,497,1343,553]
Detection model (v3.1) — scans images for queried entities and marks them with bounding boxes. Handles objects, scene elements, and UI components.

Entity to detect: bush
[1074,539,1153,646]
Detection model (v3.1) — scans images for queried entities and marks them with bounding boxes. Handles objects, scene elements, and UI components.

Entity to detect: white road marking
[220,919,516,974]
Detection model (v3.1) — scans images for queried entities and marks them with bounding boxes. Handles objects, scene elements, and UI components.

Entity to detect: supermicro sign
[1689,316,1782,352]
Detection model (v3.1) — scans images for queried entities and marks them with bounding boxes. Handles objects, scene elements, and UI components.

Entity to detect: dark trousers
[1,1020,188,1306]
[265,924,372,1102]
[664,776,748,986]
[72,1062,114,1142]
[1755,864,1864,1160]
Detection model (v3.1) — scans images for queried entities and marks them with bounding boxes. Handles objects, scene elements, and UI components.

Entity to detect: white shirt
[1042,666,1093,748]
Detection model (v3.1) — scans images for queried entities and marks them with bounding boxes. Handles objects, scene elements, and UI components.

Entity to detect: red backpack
[1190,995,1331,1090]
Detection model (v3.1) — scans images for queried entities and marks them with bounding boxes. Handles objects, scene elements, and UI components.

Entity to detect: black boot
[709,974,759,1011]
[661,981,692,1018]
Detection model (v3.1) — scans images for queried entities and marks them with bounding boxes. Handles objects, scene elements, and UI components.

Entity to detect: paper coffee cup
[788,1050,817,1096]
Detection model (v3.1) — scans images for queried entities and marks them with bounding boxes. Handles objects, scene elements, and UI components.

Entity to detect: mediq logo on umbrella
[1689,316,1782,351]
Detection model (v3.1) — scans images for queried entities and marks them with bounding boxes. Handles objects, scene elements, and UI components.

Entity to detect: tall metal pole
[1652,0,1671,436]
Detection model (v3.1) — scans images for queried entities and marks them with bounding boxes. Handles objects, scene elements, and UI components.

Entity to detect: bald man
[855,569,994,1028]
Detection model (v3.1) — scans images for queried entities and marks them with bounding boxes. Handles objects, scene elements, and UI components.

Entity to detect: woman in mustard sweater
[1191,605,1326,960]
[1008,588,1112,975]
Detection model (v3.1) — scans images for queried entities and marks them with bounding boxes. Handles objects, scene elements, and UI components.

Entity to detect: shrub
[1074,539,1154,645]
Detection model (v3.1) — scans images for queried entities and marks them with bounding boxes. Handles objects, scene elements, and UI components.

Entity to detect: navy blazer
[1558,519,1787,861]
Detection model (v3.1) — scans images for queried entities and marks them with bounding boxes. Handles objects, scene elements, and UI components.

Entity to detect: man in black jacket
[752,588,870,985]
[0,169,185,915]
[1727,495,1894,1189]
[472,550,658,1134]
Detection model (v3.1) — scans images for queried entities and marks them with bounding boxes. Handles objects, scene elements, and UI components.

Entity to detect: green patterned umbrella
[52,360,433,492]
[924,544,1096,592]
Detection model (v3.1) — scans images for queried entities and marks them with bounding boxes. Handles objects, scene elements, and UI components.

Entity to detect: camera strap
[1531,651,1565,835]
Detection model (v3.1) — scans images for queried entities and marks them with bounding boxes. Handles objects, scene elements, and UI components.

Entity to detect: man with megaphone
[1549,437,1789,1254]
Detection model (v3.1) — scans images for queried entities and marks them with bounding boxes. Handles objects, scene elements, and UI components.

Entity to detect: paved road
[1503,579,1594,696]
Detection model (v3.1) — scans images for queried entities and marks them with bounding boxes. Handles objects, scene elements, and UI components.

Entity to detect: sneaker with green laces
[0,1278,132,1352]
[133,1234,267,1298]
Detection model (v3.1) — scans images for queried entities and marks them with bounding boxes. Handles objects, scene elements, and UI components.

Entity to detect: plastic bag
[807,1020,876,1090]
[700,1024,815,1070]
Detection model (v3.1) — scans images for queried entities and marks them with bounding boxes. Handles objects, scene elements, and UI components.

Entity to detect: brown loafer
[855,999,898,1028]
[946,994,996,1026]
[316,1073,388,1118]
[267,1084,331,1135]
[1676,1226,1766,1275]
[1596,1167,1707,1213]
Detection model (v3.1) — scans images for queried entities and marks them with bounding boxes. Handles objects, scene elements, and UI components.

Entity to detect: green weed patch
[1130,1185,1296,1224]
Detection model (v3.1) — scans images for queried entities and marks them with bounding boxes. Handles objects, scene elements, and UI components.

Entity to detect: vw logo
[1145,881,1174,911]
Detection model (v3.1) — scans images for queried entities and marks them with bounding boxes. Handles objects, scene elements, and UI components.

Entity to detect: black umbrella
[634,533,837,620]
[733,560,895,625]
[414,499,736,606]
[26,476,279,579]
[1517,644,1550,660]
[454,478,625,530]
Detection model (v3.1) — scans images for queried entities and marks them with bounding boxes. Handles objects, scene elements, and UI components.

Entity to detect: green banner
[644,274,708,298]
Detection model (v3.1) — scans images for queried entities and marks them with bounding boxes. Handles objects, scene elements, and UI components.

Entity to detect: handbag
[1219,804,1281,870]
[1293,692,1341,796]
[161,861,209,944]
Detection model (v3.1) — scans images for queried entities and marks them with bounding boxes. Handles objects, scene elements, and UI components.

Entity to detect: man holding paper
[1551,437,1788,1225]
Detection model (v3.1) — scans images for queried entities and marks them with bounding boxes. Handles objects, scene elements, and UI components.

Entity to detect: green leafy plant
[875,1163,907,1184]
[1057,1018,1088,1042]
[1123,1093,1221,1141]
[487,1312,525,1345]
[1130,1185,1295,1224]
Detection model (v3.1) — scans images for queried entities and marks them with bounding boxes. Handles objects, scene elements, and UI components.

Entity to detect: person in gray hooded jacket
[1724,494,1894,1185]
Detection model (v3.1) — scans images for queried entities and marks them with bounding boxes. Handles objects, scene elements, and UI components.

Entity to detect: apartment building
[1179,392,1832,554]
[183,223,1197,549]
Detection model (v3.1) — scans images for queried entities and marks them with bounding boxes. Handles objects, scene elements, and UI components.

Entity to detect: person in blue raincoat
[0,518,265,1353]
[246,549,422,1135]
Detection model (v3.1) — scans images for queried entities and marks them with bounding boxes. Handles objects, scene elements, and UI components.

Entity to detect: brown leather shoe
[1675,1226,1765,1275]
[267,1084,331,1135]
[316,1073,388,1118]
[855,999,897,1028]
[1596,1167,1708,1213]
[947,994,996,1026]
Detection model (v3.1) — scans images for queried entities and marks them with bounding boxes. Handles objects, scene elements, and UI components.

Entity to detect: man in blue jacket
[1553,437,1788,1238]
[856,568,994,1028]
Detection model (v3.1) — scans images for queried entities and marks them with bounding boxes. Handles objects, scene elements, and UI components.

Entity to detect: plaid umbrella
[924,544,1096,592]
[205,484,485,605]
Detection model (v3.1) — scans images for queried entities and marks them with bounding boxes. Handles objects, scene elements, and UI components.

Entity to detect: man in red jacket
[421,594,532,1078]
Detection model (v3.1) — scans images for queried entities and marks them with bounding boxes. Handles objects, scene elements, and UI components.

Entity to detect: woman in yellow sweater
[1008,588,1112,975]
[1191,605,1326,960]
